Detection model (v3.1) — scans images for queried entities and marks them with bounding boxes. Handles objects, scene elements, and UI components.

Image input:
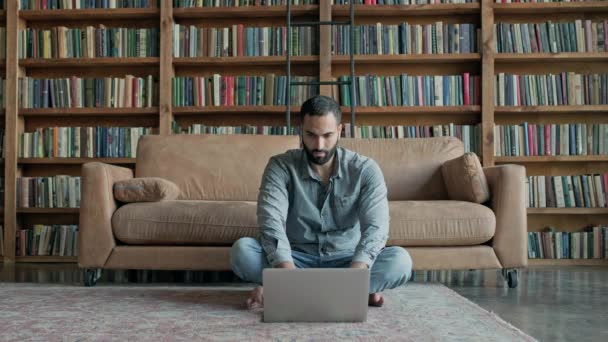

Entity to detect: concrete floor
[0,264,606,342]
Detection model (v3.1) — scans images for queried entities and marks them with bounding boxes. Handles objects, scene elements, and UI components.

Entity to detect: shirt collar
[299,146,343,181]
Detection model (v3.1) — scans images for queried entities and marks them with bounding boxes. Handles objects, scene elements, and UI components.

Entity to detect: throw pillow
[114,177,180,202]
[441,152,490,203]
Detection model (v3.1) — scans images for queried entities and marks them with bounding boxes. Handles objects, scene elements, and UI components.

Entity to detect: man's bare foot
[368,293,384,307]
[246,286,264,309]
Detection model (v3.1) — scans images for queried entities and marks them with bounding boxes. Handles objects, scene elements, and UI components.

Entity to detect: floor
[0,264,606,342]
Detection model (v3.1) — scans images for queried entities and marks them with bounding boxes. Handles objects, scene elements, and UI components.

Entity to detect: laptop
[263,268,370,323]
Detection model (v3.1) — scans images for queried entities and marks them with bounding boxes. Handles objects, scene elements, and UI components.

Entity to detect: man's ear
[337,123,344,138]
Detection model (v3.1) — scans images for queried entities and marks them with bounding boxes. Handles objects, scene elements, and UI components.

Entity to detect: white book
[554,176,566,208]
[434,75,443,106]
[538,175,546,208]
[595,175,606,208]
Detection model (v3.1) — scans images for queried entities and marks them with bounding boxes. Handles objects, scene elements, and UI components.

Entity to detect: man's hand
[275,262,296,269]
[351,261,369,269]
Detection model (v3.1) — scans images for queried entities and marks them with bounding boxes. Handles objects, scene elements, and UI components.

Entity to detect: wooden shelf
[495,156,608,163]
[495,105,608,114]
[20,57,160,68]
[17,208,79,214]
[495,53,608,63]
[333,3,480,17]
[494,2,608,15]
[173,56,317,67]
[333,54,481,64]
[15,256,77,263]
[527,208,608,215]
[173,5,318,19]
[18,158,136,165]
[19,107,159,117]
[342,106,481,115]
[528,259,608,267]
[19,8,160,21]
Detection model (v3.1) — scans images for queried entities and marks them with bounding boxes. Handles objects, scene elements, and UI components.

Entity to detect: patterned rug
[0,283,535,341]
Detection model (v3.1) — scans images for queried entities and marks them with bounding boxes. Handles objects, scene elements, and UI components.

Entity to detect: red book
[463,73,470,105]
[473,76,480,105]
[544,124,551,156]
[237,25,244,57]
[528,124,535,156]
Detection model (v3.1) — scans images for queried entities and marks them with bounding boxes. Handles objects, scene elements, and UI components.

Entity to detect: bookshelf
[1,1,607,266]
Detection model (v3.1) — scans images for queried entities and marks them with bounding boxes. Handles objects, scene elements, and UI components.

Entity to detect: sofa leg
[83,268,101,287]
[501,268,519,289]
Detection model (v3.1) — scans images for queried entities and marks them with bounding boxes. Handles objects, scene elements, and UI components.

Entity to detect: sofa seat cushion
[112,200,258,245]
[388,201,495,246]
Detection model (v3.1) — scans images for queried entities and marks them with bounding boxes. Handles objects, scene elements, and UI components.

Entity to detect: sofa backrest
[136,135,464,201]
[136,134,300,201]
[340,137,464,200]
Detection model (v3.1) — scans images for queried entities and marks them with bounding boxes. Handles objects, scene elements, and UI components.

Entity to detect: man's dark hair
[299,95,342,124]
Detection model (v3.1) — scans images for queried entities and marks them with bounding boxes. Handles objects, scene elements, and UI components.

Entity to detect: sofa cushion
[441,152,490,203]
[114,177,181,203]
[112,200,258,245]
[340,137,464,201]
[387,201,495,246]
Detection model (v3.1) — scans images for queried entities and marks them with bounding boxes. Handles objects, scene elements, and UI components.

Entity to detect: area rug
[0,283,536,341]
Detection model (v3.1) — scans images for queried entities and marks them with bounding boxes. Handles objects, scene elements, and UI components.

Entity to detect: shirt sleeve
[352,160,389,266]
[257,157,294,267]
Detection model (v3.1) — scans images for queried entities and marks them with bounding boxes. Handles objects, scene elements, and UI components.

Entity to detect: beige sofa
[79,135,527,287]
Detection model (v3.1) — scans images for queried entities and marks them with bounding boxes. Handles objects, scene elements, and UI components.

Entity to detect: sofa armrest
[78,162,133,268]
[483,164,528,268]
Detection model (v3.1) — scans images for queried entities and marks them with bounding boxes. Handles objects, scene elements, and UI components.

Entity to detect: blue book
[570,124,576,155]
[523,122,530,156]
[581,176,591,208]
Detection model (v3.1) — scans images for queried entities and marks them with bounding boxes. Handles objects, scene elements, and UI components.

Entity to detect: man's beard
[304,143,338,165]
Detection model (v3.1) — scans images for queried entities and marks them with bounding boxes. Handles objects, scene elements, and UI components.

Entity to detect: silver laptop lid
[263,268,370,323]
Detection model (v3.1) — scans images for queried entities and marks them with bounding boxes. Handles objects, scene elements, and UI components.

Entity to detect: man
[230,95,412,309]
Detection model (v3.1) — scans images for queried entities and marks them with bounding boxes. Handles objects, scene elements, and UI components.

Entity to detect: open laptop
[263,268,370,323]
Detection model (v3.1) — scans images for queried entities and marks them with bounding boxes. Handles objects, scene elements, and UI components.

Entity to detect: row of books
[333,23,479,55]
[19,27,160,59]
[19,76,158,108]
[17,176,81,208]
[495,20,608,53]
[18,127,154,158]
[526,175,608,209]
[174,0,317,7]
[170,122,480,154]
[16,225,79,257]
[495,73,608,106]
[341,123,481,153]
[19,0,156,9]
[172,75,318,107]
[494,123,608,157]
[172,24,317,58]
[336,74,480,106]
[172,123,299,135]
[528,227,608,260]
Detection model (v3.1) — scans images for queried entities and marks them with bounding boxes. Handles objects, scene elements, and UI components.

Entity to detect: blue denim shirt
[257,146,389,267]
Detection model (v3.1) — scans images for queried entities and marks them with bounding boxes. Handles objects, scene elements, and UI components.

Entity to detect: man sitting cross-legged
[230,95,413,309]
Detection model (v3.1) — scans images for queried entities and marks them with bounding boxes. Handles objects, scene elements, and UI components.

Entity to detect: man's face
[301,113,343,166]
